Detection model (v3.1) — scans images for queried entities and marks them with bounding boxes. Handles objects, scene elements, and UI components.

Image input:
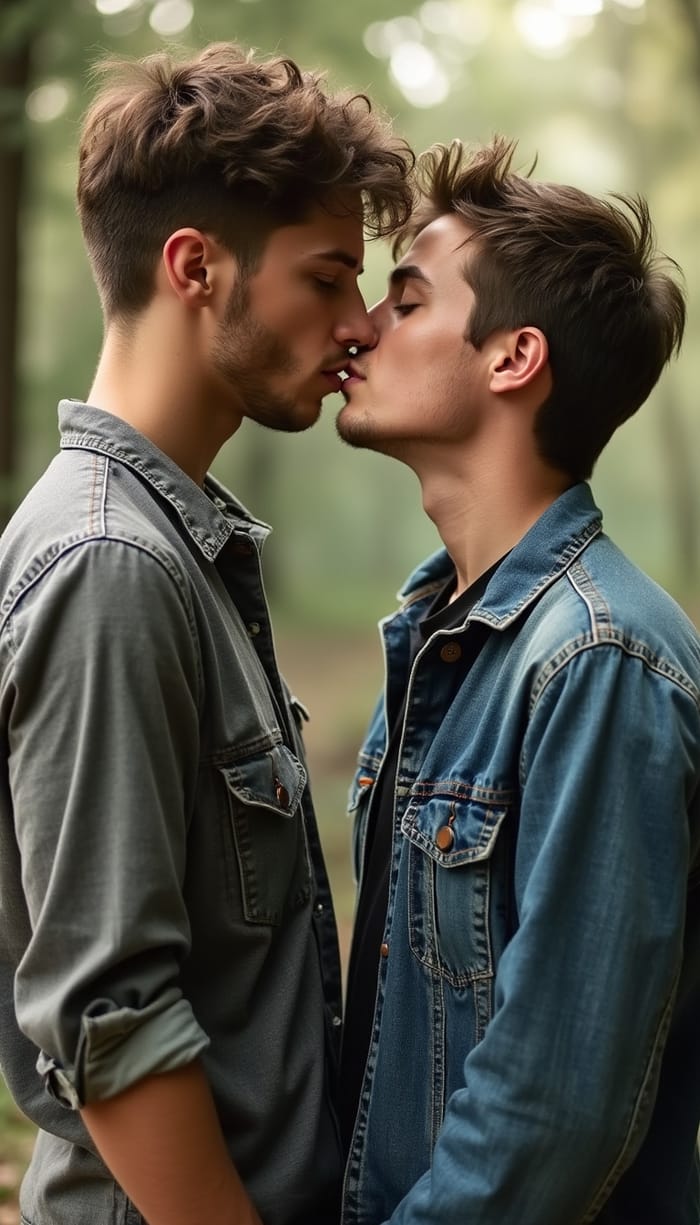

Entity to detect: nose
[333,296,378,351]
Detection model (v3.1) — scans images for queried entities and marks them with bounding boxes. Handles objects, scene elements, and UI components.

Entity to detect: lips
[339,360,366,393]
[319,371,343,393]
[319,359,366,396]
[320,360,351,394]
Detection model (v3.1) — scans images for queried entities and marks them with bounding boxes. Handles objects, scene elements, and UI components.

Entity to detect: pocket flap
[218,743,306,817]
[402,789,510,867]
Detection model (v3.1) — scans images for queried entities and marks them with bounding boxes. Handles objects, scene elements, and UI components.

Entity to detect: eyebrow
[389,264,433,290]
[309,248,364,274]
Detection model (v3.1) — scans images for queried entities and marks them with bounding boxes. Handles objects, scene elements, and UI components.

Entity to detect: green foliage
[6,0,700,621]
[2,0,699,1185]
[0,1075,35,1213]
[0,0,53,52]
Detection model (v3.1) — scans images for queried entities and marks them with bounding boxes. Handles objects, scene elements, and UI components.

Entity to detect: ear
[488,327,549,395]
[161,228,215,307]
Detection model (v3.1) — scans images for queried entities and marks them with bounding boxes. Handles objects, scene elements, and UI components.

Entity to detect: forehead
[261,193,365,268]
[401,213,475,284]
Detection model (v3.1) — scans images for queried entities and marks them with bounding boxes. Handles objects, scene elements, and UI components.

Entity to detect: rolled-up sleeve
[5,536,209,1105]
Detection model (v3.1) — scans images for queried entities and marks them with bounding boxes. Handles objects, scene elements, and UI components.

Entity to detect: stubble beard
[335,398,396,455]
[336,395,376,449]
[212,278,311,433]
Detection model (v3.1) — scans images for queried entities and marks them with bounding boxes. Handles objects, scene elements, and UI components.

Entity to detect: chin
[271,415,318,435]
[254,396,322,433]
[336,415,385,452]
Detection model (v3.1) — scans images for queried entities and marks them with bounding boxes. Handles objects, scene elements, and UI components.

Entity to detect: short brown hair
[77,42,414,319]
[397,137,685,481]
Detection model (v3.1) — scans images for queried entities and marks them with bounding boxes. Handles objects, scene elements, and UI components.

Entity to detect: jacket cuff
[37,991,210,1108]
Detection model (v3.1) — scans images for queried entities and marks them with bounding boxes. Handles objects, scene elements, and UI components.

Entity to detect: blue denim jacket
[342,483,700,1225]
[0,402,343,1225]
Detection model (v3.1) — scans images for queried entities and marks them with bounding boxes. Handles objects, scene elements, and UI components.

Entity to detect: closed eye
[393,303,419,316]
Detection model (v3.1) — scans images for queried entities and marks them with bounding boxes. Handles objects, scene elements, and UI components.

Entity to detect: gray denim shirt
[0,401,343,1225]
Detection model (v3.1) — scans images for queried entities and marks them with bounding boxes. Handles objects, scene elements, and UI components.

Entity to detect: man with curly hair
[337,137,700,1224]
[0,42,412,1225]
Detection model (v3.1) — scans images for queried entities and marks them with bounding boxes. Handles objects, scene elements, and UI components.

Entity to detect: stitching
[531,634,700,716]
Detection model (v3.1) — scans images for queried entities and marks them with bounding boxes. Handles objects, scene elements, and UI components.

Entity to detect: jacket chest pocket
[218,743,311,925]
[401,791,511,987]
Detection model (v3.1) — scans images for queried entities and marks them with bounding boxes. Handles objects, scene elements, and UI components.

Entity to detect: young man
[336,137,700,1224]
[0,42,412,1225]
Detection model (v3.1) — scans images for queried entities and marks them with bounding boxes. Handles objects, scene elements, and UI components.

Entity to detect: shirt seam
[530,633,700,718]
[2,534,203,702]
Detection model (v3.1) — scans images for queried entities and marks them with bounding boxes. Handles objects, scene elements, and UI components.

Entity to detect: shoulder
[0,452,193,638]
[532,533,700,705]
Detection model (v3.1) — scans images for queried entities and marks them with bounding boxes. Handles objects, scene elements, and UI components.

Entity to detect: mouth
[338,360,366,396]
[319,358,367,397]
[320,370,345,394]
[320,360,350,394]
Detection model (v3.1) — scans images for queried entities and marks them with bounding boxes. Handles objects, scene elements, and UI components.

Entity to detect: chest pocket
[401,788,511,987]
[218,743,311,925]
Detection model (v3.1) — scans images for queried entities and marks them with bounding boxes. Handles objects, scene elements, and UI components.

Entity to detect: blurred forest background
[0,0,699,1213]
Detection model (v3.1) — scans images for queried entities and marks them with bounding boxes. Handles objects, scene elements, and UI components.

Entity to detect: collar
[58,400,269,561]
[398,483,603,631]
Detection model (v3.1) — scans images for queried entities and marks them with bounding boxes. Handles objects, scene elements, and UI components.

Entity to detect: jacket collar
[398,482,603,630]
[58,400,268,561]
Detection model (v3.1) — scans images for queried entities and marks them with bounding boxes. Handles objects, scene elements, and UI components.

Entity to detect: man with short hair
[337,136,700,1224]
[0,42,412,1225]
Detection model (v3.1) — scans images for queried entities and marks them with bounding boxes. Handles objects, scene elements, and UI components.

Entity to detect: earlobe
[162,228,212,306]
[490,327,549,394]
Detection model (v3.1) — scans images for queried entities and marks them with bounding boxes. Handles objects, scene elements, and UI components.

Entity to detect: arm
[81,1062,262,1225]
[389,643,698,1223]
[7,539,257,1217]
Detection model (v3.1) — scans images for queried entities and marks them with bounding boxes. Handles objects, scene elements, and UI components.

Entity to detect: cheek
[390,335,458,390]
[276,307,332,348]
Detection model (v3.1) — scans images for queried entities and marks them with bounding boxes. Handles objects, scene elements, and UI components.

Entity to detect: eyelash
[393,303,418,316]
[314,278,339,293]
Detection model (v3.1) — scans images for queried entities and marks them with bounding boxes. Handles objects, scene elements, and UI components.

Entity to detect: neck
[87,309,242,486]
[410,440,572,598]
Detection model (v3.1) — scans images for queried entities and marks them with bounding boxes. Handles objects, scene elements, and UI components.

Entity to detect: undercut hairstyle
[77,42,415,320]
[397,137,686,481]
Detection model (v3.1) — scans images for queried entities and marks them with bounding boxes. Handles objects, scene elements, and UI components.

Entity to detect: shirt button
[247,622,261,636]
[315,902,324,914]
[275,781,290,807]
[435,825,455,851]
[380,942,390,958]
[332,1015,342,1027]
[440,642,462,663]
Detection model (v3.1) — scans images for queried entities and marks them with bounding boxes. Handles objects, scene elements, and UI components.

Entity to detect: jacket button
[435,825,455,851]
[275,781,290,807]
[380,942,390,958]
[439,642,462,663]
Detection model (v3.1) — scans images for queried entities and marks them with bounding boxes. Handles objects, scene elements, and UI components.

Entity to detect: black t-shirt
[339,559,502,1150]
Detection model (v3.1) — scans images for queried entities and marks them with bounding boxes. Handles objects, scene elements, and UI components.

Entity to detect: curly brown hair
[77,42,415,319]
[396,136,686,481]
